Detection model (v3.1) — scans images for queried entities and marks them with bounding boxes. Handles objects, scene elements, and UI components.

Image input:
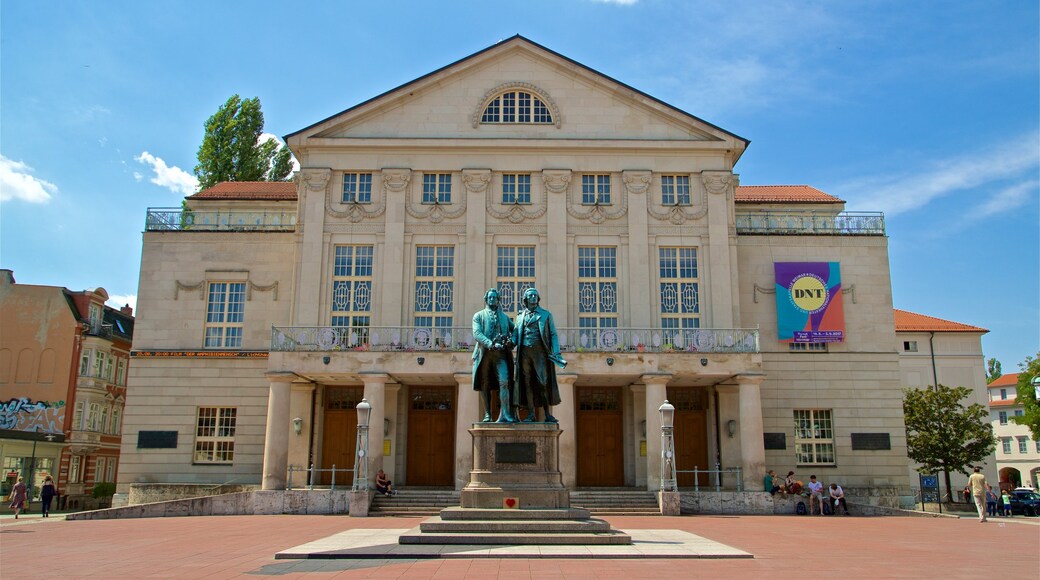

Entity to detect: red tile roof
[989,398,1020,408]
[735,185,843,204]
[893,309,988,333]
[188,181,297,200]
[988,373,1020,388]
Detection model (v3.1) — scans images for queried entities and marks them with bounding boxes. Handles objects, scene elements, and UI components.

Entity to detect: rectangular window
[99,406,109,433]
[116,358,127,386]
[414,245,455,328]
[1002,438,1012,454]
[204,282,246,348]
[581,174,611,205]
[95,457,107,482]
[1000,388,1007,400]
[903,341,918,352]
[88,303,102,329]
[577,247,618,341]
[73,402,83,430]
[110,408,121,435]
[79,350,91,376]
[1018,437,1029,454]
[659,247,700,336]
[87,403,102,431]
[999,411,1008,425]
[93,351,105,378]
[661,175,691,205]
[502,92,516,123]
[422,173,452,204]
[342,172,373,204]
[794,409,835,465]
[106,458,116,482]
[194,407,237,464]
[502,174,531,204]
[104,356,113,381]
[1035,439,1040,454]
[331,245,374,342]
[496,246,536,313]
[69,456,81,483]
[1014,409,1024,417]
[789,342,828,352]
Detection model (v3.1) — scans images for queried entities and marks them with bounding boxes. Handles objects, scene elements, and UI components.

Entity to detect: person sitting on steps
[375,469,397,496]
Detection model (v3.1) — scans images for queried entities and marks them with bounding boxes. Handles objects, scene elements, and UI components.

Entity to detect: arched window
[481,90,553,124]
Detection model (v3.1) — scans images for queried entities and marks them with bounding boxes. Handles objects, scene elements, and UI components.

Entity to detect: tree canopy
[903,384,996,499]
[193,95,293,191]
[1010,353,1040,439]
[985,358,1002,384]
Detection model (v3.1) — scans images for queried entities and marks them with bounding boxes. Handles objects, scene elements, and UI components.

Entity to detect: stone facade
[118,36,914,508]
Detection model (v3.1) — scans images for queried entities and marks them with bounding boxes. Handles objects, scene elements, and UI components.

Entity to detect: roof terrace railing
[736,210,885,236]
[271,325,759,354]
[145,208,297,232]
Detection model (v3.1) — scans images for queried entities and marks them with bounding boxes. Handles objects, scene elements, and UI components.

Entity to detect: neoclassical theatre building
[118,36,910,506]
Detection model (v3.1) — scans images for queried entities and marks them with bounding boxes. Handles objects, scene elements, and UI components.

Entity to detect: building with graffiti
[0,270,134,510]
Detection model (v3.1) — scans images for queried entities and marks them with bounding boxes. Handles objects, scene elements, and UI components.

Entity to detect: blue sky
[1,1,1037,372]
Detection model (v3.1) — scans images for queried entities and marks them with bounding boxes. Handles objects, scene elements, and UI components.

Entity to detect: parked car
[1008,490,1040,516]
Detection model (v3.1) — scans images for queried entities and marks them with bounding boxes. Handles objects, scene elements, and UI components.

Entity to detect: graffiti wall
[0,397,65,433]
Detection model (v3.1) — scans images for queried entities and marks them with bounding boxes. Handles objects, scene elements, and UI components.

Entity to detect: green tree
[903,384,996,501]
[1010,353,1040,440]
[986,358,1002,384]
[193,95,293,191]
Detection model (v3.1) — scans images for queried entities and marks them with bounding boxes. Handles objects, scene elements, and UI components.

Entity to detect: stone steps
[398,530,633,545]
[419,516,613,534]
[370,489,459,516]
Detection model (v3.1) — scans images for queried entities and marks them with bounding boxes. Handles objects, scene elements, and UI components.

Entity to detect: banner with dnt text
[774,262,845,343]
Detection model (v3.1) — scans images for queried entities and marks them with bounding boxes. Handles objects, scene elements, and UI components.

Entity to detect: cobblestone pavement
[1,512,1036,578]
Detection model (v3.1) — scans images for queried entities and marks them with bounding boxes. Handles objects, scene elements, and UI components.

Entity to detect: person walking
[8,477,28,519]
[40,475,57,517]
[967,466,987,522]
[985,484,998,518]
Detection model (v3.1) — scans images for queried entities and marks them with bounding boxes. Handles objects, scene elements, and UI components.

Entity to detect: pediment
[287,36,746,150]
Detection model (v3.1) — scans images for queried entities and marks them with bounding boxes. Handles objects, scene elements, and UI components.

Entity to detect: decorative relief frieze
[301,168,332,192]
[247,281,278,301]
[702,171,739,196]
[566,179,628,224]
[541,169,572,194]
[471,81,562,129]
[325,171,387,223]
[622,170,652,195]
[381,168,412,193]
[486,169,548,224]
[462,169,492,193]
[174,281,206,300]
[405,175,468,224]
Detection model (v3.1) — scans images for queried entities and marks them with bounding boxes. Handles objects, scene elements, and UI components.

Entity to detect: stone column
[736,373,767,492]
[287,382,316,479]
[555,373,579,488]
[542,170,572,321]
[623,170,652,327]
[702,171,739,328]
[383,383,400,481]
[295,169,331,325]
[360,372,390,486]
[379,168,411,326]
[715,384,741,489]
[641,373,672,491]
[454,372,478,490]
[262,372,296,490]
[630,383,647,487]
[463,170,491,310]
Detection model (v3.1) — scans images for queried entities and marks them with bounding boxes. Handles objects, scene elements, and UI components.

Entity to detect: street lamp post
[353,399,371,491]
[659,400,677,492]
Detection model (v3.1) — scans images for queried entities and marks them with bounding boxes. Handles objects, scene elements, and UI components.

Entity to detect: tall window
[581,174,611,205]
[496,246,536,313]
[659,247,700,334]
[93,351,105,378]
[79,350,91,376]
[73,402,83,430]
[1018,437,1029,453]
[116,358,127,386]
[577,247,618,337]
[481,90,553,124]
[87,403,102,431]
[331,245,374,343]
[194,407,237,464]
[95,457,108,482]
[422,173,452,204]
[1001,438,1012,454]
[1000,388,1007,400]
[794,409,835,465]
[661,175,691,205]
[999,411,1008,425]
[414,246,455,328]
[106,458,116,482]
[205,282,246,348]
[342,173,373,203]
[88,303,102,330]
[104,356,113,381]
[69,456,81,483]
[502,174,531,204]
[110,408,121,435]
[99,407,109,434]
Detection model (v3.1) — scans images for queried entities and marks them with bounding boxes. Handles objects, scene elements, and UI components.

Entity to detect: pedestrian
[1000,489,1013,517]
[985,484,998,518]
[829,482,850,516]
[967,466,987,523]
[8,476,28,519]
[806,475,824,515]
[40,475,57,517]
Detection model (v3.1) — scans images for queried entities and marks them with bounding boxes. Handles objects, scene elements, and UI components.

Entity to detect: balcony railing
[271,325,759,354]
[736,211,885,236]
[145,208,297,232]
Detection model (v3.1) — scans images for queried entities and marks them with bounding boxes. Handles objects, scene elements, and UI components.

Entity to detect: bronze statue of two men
[472,287,566,423]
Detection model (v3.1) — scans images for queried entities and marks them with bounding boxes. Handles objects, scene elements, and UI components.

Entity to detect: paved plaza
[1,512,1037,578]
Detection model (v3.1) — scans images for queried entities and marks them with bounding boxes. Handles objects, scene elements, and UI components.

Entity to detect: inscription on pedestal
[495,442,537,463]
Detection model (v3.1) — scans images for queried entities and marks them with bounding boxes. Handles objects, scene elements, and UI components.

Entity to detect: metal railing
[271,325,760,354]
[145,208,297,232]
[736,211,885,236]
[676,465,744,492]
[286,463,354,490]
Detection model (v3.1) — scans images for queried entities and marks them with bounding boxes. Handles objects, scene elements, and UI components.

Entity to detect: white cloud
[838,132,1040,216]
[134,151,198,195]
[0,155,57,203]
[106,294,137,313]
[972,179,1038,219]
[133,172,143,181]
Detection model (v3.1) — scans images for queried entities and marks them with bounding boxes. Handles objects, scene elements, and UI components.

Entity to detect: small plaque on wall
[137,431,178,449]
[495,442,537,464]
[763,433,787,450]
[851,433,891,450]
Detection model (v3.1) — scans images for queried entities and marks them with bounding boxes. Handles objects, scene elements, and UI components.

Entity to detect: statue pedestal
[461,423,569,509]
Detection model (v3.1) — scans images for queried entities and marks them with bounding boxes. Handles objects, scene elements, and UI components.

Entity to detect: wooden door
[576,387,624,487]
[321,387,362,485]
[668,388,710,488]
[406,387,455,486]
